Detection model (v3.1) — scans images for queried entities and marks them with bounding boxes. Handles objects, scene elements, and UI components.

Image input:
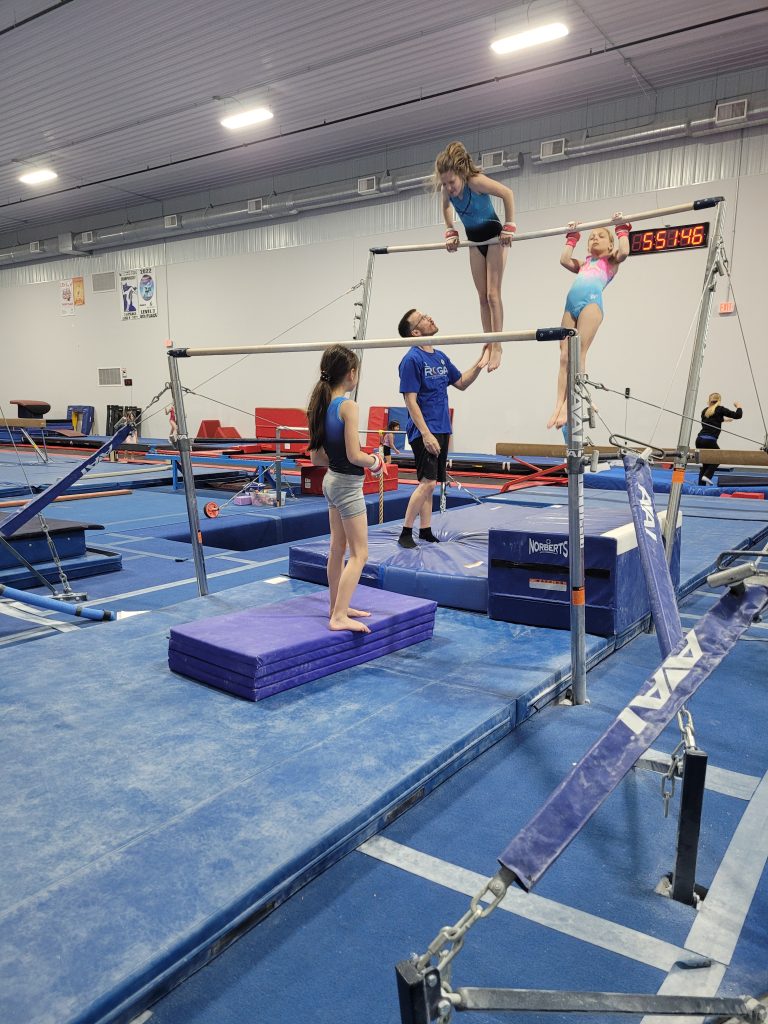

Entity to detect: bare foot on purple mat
[330,614,371,633]
[347,607,371,618]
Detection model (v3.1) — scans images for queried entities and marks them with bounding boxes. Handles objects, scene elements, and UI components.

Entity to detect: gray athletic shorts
[322,469,366,520]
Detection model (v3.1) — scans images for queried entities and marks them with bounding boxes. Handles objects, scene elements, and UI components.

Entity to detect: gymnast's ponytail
[307,345,360,451]
[704,392,721,418]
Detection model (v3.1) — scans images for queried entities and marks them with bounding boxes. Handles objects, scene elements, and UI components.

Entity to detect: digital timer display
[628,222,709,255]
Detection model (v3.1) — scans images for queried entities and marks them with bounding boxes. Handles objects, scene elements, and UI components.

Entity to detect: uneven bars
[167,327,572,359]
[370,197,724,254]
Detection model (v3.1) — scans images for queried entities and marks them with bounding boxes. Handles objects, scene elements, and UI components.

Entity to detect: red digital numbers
[627,222,709,255]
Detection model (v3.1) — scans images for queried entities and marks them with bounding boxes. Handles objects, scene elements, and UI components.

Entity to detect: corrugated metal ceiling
[0,0,766,239]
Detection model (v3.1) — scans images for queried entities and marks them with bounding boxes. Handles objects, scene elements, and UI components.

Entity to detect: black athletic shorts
[411,432,450,483]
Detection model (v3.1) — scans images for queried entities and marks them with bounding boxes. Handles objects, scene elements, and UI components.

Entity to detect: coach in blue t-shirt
[396,308,487,548]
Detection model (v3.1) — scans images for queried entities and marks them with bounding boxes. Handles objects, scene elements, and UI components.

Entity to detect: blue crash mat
[289,503,556,612]
[584,465,768,496]
[169,587,437,700]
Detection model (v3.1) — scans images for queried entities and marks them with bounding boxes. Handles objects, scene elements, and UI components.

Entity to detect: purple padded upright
[169,588,437,700]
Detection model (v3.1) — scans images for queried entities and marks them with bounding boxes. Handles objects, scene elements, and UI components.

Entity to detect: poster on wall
[120,270,139,320]
[73,276,85,306]
[137,267,158,319]
[59,279,75,316]
[119,267,158,320]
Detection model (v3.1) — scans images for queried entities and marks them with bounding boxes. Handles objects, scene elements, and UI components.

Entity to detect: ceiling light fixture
[220,107,274,130]
[491,22,568,55]
[18,168,58,185]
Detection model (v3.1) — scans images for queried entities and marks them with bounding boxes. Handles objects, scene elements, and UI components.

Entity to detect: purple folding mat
[168,587,437,700]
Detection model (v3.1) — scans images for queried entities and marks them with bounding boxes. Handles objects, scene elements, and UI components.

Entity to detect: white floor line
[359,836,686,972]
[643,748,760,801]
[90,556,288,604]
[641,768,768,1024]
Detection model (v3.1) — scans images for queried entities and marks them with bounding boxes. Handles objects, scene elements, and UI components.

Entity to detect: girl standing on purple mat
[308,345,384,634]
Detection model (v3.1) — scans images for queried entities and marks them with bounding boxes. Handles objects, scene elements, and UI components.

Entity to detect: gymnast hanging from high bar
[435,141,516,374]
[547,214,632,430]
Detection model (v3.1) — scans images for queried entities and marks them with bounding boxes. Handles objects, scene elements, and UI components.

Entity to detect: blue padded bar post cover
[623,453,684,659]
[498,583,768,890]
[169,587,437,700]
[0,422,134,538]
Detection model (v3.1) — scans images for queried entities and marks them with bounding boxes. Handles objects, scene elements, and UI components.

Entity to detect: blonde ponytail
[704,392,721,418]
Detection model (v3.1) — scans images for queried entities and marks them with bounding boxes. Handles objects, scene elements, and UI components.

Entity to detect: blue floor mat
[146,591,768,1024]
[0,576,611,1024]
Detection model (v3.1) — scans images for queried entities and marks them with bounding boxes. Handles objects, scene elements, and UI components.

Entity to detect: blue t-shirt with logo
[398,346,461,441]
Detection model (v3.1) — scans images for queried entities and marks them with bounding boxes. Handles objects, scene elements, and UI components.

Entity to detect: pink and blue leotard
[564,256,617,320]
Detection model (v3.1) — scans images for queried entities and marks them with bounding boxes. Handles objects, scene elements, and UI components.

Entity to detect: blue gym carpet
[0,476,765,1024]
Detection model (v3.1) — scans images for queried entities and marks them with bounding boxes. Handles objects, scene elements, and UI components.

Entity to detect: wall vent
[715,98,748,125]
[539,138,566,160]
[357,175,378,195]
[81,230,94,245]
[481,149,505,170]
[164,214,179,229]
[247,198,264,214]
[92,271,116,292]
[98,366,123,387]
[29,241,41,253]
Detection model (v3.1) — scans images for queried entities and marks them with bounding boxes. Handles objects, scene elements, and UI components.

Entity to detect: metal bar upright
[566,332,587,704]
[664,202,727,560]
[167,355,209,595]
[352,249,376,401]
[670,747,708,905]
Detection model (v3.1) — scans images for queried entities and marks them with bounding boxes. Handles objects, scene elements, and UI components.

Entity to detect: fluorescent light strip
[220,107,274,130]
[491,22,568,54]
[18,168,57,185]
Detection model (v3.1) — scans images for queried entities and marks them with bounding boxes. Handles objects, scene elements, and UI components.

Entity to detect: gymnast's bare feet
[547,403,566,430]
[347,607,371,618]
[485,342,502,373]
[330,613,371,633]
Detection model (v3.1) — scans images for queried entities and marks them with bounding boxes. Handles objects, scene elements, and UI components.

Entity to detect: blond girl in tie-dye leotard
[547,216,631,430]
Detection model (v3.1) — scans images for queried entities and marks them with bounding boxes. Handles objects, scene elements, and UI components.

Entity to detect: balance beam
[0,418,46,429]
[698,449,768,466]
[496,443,616,458]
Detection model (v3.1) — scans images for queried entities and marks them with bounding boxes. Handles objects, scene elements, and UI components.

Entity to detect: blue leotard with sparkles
[449,187,500,234]
[564,256,616,320]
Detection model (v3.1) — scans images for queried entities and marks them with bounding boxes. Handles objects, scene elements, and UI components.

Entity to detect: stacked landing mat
[169,588,437,700]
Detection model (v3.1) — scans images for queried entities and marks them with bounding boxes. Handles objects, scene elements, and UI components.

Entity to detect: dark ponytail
[307,345,360,450]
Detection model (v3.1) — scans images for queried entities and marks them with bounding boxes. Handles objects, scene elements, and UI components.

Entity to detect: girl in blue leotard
[547,216,631,429]
[435,141,516,373]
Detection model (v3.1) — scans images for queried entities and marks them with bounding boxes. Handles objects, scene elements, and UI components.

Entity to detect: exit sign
[719,301,735,315]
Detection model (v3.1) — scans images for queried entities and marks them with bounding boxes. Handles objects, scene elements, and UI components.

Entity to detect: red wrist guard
[501,222,516,234]
[565,231,581,248]
[444,228,459,238]
[615,223,632,238]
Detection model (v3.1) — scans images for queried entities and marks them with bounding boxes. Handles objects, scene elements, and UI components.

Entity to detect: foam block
[169,588,437,700]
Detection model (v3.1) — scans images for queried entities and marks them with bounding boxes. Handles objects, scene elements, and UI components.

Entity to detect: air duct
[529,104,768,164]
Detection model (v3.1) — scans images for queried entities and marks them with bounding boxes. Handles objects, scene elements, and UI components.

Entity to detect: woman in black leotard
[695,392,743,486]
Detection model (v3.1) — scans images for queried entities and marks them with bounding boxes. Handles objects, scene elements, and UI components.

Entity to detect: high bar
[370,196,724,254]
[167,327,574,358]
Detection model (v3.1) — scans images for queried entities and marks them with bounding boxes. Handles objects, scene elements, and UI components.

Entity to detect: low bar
[371,198,724,254]
[167,328,572,359]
